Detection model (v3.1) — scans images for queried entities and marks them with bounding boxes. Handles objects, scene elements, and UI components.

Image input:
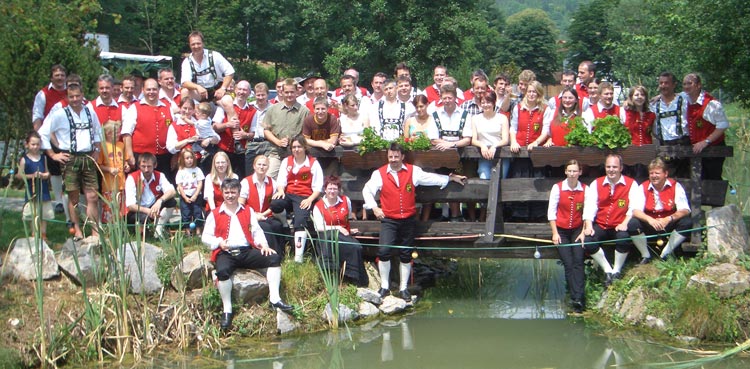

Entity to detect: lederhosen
[189,50,223,101]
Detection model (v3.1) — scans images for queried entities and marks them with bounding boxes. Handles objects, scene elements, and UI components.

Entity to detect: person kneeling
[202,178,293,330]
[125,153,177,238]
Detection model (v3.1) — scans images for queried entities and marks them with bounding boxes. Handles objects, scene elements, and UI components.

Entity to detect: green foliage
[497,0,583,37]
[156,253,177,288]
[566,0,620,80]
[499,8,559,84]
[672,288,742,341]
[564,116,631,149]
[357,128,432,155]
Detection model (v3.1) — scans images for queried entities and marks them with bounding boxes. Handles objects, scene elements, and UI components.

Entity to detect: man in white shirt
[180,31,234,102]
[245,82,273,174]
[124,153,177,238]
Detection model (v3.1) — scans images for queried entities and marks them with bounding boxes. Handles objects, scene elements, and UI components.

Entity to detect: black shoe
[398,289,412,302]
[612,272,622,281]
[66,220,74,229]
[378,288,390,298]
[639,257,652,265]
[571,300,584,313]
[270,300,294,312]
[604,273,613,288]
[54,203,64,214]
[220,312,233,330]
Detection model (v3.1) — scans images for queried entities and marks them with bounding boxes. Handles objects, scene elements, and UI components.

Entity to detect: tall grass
[723,104,750,215]
[313,230,342,329]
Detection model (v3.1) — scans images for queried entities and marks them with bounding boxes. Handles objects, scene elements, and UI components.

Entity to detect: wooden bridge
[310,144,733,258]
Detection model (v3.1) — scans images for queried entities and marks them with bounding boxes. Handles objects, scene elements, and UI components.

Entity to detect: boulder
[688,263,750,298]
[57,238,106,286]
[365,262,381,291]
[2,238,59,280]
[121,242,164,294]
[358,301,380,318]
[706,205,749,262]
[357,288,383,305]
[232,270,269,305]
[645,315,667,331]
[323,303,358,324]
[276,310,298,335]
[171,251,213,291]
[618,286,647,324]
[378,296,407,314]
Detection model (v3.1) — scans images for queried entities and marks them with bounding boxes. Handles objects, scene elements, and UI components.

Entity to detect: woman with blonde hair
[204,151,238,211]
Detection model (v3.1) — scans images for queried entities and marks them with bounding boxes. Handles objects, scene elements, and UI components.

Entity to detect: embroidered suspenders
[189,50,218,84]
[63,106,95,153]
[378,101,405,140]
[432,110,468,139]
[655,95,683,141]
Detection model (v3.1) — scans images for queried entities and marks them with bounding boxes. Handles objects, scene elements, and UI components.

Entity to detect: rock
[378,296,407,314]
[323,303,358,323]
[706,205,749,262]
[8,318,21,329]
[57,238,106,286]
[276,310,298,335]
[2,238,59,280]
[676,336,700,344]
[121,242,164,294]
[688,263,750,298]
[365,262,381,291]
[232,270,269,305]
[618,286,647,324]
[357,288,383,305]
[358,301,380,318]
[645,315,667,331]
[171,251,213,291]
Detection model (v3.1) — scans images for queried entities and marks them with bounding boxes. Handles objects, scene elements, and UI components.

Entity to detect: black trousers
[126,198,177,224]
[378,217,416,263]
[317,230,369,287]
[583,218,640,254]
[259,217,287,258]
[270,193,312,231]
[556,227,585,302]
[214,247,281,281]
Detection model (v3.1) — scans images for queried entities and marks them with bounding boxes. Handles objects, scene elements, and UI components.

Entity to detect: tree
[566,0,620,81]
[500,8,559,84]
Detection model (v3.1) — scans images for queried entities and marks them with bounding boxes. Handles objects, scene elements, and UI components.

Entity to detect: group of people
[25,31,728,327]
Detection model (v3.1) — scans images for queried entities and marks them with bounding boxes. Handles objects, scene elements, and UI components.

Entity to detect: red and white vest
[575,83,589,99]
[209,206,258,262]
[284,156,316,197]
[516,106,544,146]
[218,102,255,153]
[93,100,123,125]
[314,195,351,232]
[131,101,172,155]
[642,179,678,219]
[591,104,620,120]
[687,92,724,145]
[555,182,586,230]
[624,110,654,146]
[594,176,635,229]
[125,170,164,214]
[42,86,67,117]
[244,176,274,213]
[378,164,417,219]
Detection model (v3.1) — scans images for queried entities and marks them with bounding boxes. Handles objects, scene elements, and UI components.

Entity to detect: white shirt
[430,105,471,141]
[683,91,730,129]
[175,167,205,197]
[312,196,353,232]
[201,204,267,250]
[472,113,507,148]
[650,93,689,141]
[239,174,276,210]
[32,83,62,122]
[582,175,640,222]
[369,100,415,141]
[125,171,175,208]
[547,180,585,221]
[250,101,271,138]
[362,164,450,210]
[630,180,690,213]
[38,105,101,151]
[180,49,235,88]
[276,156,324,193]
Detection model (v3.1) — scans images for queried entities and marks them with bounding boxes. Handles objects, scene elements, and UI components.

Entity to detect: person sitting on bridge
[363,142,466,302]
[631,158,691,261]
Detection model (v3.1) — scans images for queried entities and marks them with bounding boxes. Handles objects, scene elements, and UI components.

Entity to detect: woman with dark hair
[312,175,369,286]
[547,159,587,313]
[622,85,655,146]
[338,93,369,147]
[270,135,324,262]
[403,94,435,138]
[545,87,581,147]
[471,91,509,179]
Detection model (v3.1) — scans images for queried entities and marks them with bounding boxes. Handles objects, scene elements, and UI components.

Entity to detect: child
[175,148,205,235]
[97,121,130,223]
[18,131,54,241]
[192,102,220,158]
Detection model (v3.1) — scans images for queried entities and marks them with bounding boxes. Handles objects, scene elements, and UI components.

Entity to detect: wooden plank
[482,155,504,243]
[657,145,734,158]
[528,144,658,167]
[350,220,485,237]
[340,149,460,170]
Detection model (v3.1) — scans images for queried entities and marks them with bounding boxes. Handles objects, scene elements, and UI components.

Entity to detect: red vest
[207,181,224,211]
[594,176,635,229]
[516,107,544,146]
[218,103,256,152]
[42,86,67,117]
[575,83,589,99]
[314,195,351,232]
[284,156,316,197]
[125,170,164,215]
[131,101,172,155]
[174,122,197,142]
[624,110,654,146]
[243,176,274,213]
[550,107,577,146]
[424,85,442,106]
[118,100,134,110]
[379,164,417,219]
[592,104,620,120]
[210,206,258,262]
[555,181,586,230]
[305,99,341,118]
[642,179,678,219]
[687,92,723,145]
[93,100,123,124]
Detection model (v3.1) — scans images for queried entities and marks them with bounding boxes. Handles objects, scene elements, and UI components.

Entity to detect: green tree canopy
[500,8,560,84]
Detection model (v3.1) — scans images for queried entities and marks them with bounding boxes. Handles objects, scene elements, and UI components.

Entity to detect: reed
[312,230,342,329]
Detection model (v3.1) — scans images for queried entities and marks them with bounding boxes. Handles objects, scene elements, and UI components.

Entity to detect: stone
[8,318,21,329]
[645,315,666,331]
[232,270,269,305]
[706,205,750,263]
[378,296,407,314]
[365,262,381,291]
[357,288,383,305]
[688,263,750,298]
[2,238,59,280]
[121,242,164,294]
[358,301,380,318]
[676,336,700,344]
[618,286,647,324]
[323,303,358,324]
[57,238,106,286]
[171,251,213,291]
[276,310,298,335]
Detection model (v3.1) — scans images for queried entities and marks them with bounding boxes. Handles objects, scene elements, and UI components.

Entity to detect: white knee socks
[267,266,282,304]
[218,279,233,314]
[399,262,411,291]
[631,234,650,258]
[294,230,306,263]
[590,249,613,274]
[379,260,391,290]
[613,251,629,273]
[51,175,70,221]
[661,230,686,258]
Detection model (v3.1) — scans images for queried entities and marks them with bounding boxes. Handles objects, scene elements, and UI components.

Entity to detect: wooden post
[690,156,703,247]
[482,158,503,243]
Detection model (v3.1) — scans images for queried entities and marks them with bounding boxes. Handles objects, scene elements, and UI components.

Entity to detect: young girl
[97,121,130,223]
[18,131,53,240]
[175,148,205,235]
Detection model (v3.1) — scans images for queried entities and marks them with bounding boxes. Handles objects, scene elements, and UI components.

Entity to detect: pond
[134,259,750,369]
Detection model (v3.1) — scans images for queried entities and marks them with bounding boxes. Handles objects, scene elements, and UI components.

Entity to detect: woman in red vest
[204,151,238,211]
[312,176,368,287]
[545,87,581,148]
[239,155,287,257]
[270,135,324,263]
[547,159,587,313]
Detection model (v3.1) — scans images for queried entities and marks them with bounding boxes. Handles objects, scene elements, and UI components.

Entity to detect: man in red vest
[582,81,622,128]
[631,158,691,260]
[581,154,646,287]
[576,60,595,100]
[213,80,256,178]
[91,75,122,129]
[202,177,293,330]
[682,73,730,180]
[124,153,177,238]
[363,142,466,302]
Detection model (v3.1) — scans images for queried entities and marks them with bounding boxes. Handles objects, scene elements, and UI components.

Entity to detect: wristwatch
[452,143,457,148]
[705,139,711,144]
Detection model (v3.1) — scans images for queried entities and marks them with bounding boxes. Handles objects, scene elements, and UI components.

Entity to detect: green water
[138,259,750,369]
